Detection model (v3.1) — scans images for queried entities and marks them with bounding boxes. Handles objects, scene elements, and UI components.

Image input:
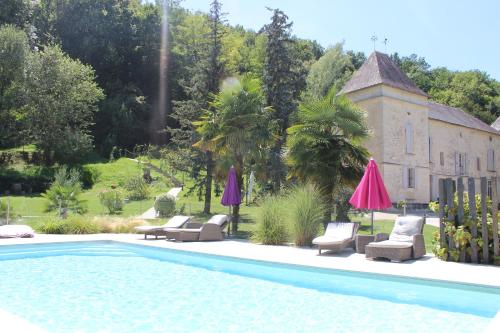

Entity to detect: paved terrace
[1,233,499,287]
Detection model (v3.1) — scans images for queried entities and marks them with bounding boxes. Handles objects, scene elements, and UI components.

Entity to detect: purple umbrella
[221,166,241,234]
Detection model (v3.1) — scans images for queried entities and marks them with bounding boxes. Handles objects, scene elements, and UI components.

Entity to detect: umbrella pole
[371,210,374,235]
[227,206,232,236]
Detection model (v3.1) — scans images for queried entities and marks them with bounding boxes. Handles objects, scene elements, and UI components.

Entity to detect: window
[440,152,444,166]
[477,157,481,171]
[403,167,415,189]
[405,122,413,154]
[455,152,467,175]
[488,180,493,199]
[487,149,495,171]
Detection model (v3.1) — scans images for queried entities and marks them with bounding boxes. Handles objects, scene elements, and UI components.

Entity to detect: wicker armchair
[365,216,426,262]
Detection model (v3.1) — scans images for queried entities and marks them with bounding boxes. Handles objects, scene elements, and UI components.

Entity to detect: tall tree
[305,43,357,100]
[287,88,369,224]
[194,76,276,232]
[0,0,32,30]
[0,25,29,148]
[169,1,225,214]
[23,46,104,164]
[262,8,301,192]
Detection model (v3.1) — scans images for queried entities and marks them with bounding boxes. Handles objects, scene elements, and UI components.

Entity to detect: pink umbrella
[349,158,392,234]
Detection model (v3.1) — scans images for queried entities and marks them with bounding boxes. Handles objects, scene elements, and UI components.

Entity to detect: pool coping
[1,233,500,288]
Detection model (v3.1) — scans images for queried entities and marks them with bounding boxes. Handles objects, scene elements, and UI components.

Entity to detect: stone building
[339,51,500,206]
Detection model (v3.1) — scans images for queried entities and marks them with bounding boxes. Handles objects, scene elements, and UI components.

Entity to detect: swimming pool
[0,241,498,332]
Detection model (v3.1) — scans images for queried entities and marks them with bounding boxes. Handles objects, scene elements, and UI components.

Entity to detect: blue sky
[179,0,500,80]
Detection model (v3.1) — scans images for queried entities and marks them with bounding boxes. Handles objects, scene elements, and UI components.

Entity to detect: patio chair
[364,215,425,262]
[134,215,191,239]
[312,222,360,255]
[170,214,229,242]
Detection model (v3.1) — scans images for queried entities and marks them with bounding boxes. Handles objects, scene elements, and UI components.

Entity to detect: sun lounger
[0,225,35,238]
[312,222,360,255]
[171,215,229,242]
[134,215,191,239]
[365,215,425,262]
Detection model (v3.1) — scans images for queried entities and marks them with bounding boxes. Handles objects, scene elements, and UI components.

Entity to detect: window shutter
[428,137,432,162]
[455,152,459,175]
[405,123,413,154]
[488,149,494,171]
[464,153,468,175]
[403,167,409,188]
[412,168,417,189]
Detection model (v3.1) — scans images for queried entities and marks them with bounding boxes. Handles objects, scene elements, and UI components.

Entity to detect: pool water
[0,241,498,333]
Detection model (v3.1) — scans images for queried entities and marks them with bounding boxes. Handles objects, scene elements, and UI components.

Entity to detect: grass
[4,158,171,219]
[0,144,38,153]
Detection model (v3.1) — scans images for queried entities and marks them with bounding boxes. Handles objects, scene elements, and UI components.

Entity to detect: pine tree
[262,8,302,192]
[169,0,225,214]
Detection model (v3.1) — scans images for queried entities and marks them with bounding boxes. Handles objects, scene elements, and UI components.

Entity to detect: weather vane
[383,37,388,53]
[370,34,378,51]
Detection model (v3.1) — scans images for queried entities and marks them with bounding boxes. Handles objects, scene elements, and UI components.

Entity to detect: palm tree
[286,88,369,225]
[194,76,276,232]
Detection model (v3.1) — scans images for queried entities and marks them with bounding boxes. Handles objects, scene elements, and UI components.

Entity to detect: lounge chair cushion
[389,216,424,242]
[324,222,355,239]
[0,225,35,238]
[312,236,349,245]
[367,240,413,248]
[206,214,228,226]
[135,215,190,232]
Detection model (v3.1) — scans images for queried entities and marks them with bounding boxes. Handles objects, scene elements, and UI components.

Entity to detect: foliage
[305,43,357,100]
[288,183,326,246]
[52,129,94,164]
[79,165,101,189]
[36,215,101,234]
[333,186,353,222]
[22,45,104,164]
[262,8,305,191]
[125,175,151,200]
[42,167,87,216]
[252,195,288,245]
[154,193,176,217]
[99,189,124,214]
[430,191,497,263]
[392,52,500,124]
[194,76,276,230]
[0,25,29,148]
[94,217,147,233]
[287,88,369,222]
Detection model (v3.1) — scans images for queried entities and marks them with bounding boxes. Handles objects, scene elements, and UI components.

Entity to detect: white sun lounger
[312,222,360,254]
[135,215,191,239]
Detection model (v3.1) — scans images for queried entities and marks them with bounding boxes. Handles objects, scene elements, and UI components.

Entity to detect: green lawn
[4,158,171,219]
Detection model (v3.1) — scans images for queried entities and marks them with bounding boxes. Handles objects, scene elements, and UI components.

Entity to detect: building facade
[339,52,500,205]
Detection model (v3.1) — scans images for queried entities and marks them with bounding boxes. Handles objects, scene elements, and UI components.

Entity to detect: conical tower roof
[339,51,427,96]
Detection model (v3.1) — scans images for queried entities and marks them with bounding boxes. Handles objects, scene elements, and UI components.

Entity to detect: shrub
[99,189,124,214]
[252,195,288,245]
[0,199,17,221]
[80,165,101,189]
[94,217,147,233]
[42,167,87,216]
[125,175,150,200]
[36,215,101,234]
[154,193,176,217]
[288,183,326,247]
[52,129,94,164]
[36,217,69,234]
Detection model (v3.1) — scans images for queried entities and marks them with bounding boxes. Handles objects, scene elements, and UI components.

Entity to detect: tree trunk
[270,139,284,193]
[323,185,334,230]
[203,151,213,214]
